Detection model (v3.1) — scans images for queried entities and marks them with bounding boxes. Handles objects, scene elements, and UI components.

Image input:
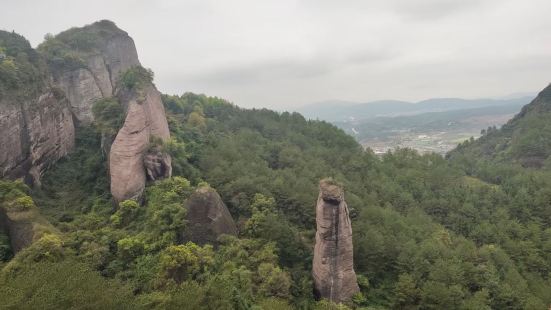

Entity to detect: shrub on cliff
[119,66,154,91]
[92,97,124,136]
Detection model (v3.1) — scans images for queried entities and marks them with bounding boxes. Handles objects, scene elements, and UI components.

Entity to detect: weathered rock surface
[181,186,238,245]
[49,20,171,203]
[52,22,140,124]
[144,150,172,181]
[109,85,172,203]
[0,90,75,186]
[0,206,57,253]
[56,68,104,124]
[312,179,359,303]
[1,21,171,203]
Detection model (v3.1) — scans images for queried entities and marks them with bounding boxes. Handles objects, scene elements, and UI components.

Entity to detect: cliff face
[109,85,172,203]
[1,21,172,203]
[180,186,238,245]
[312,179,359,303]
[0,31,75,186]
[47,21,171,203]
[0,21,172,253]
[50,21,140,124]
[0,92,75,186]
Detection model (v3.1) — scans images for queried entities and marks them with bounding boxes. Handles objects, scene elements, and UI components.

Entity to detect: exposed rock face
[109,85,172,203]
[0,29,75,185]
[52,25,140,124]
[56,68,104,124]
[312,179,359,303]
[0,90,75,186]
[1,21,171,203]
[181,186,237,245]
[49,20,171,203]
[144,150,172,181]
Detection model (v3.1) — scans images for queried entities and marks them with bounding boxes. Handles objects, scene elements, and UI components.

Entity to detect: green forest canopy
[0,91,550,309]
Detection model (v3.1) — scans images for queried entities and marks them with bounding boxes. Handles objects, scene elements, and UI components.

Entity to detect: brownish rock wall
[312,179,359,303]
[109,85,171,203]
[0,90,75,186]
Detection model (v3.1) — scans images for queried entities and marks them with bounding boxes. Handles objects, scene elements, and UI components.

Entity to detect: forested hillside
[0,21,550,310]
[450,84,551,169]
[1,89,550,309]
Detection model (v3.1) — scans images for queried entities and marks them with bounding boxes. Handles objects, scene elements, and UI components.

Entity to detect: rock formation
[48,21,172,203]
[0,203,57,253]
[51,20,140,124]
[312,179,359,303]
[0,181,58,253]
[0,31,75,186]
[109,85,172,203]
[180,186,237,245]
[0,21,172,203]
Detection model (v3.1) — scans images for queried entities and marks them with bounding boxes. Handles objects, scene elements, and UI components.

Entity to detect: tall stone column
[313,179,359,303]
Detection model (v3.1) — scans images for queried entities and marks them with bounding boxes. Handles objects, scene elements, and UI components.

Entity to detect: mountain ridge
[297,96,535,122]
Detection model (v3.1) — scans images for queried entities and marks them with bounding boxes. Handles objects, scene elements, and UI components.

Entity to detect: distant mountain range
[296,96,535,122]
[335,102,528,141]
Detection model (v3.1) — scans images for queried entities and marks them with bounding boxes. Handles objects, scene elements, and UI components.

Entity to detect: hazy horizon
[2,0,550,109]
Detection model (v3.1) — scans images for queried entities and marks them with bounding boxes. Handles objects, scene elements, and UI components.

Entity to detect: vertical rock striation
[0,91,74,186]
[109,85,172,203]
[312,179,359,303]
[45,20,172,203]
[51,21,141,124]
[0,29,75,185]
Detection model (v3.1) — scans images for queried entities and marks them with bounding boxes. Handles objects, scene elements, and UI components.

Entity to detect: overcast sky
[1,0,550,109]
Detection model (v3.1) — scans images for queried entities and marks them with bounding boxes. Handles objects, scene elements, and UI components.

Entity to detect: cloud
[386,0,486,20]
[1,0,550,108]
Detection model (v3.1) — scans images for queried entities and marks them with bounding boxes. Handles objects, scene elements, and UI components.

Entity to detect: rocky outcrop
[0,205,57,253]
[0,181,58,253]
[312,179,359,303]
[180,186,237,245]
[1,21,171,202]
[52,21,140,124]
[109,85,172,203]
[0,90,75,186]
[49,21,171,203]
[24,92,76,186]
[0,30,75,186]
[144,150,172,181]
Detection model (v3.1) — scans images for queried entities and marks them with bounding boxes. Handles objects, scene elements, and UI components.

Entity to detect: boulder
[312,179,359,303]
[0,185,58,254]
[0,206,57,253]
[181,186,237,245]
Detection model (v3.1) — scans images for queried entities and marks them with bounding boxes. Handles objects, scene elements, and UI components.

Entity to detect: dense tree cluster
[0,30,48,98]
[0,91,550,309]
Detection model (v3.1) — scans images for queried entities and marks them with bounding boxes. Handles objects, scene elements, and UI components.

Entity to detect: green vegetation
[1,88,550,309]
[119,66,154,91]
[0,30,47,98]
[450,84,551,168]
[92,97,125,136]
[0,259,138,309]
[38,20,125,72]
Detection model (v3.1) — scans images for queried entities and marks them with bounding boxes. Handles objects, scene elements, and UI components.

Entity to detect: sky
[1,0,550,109]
